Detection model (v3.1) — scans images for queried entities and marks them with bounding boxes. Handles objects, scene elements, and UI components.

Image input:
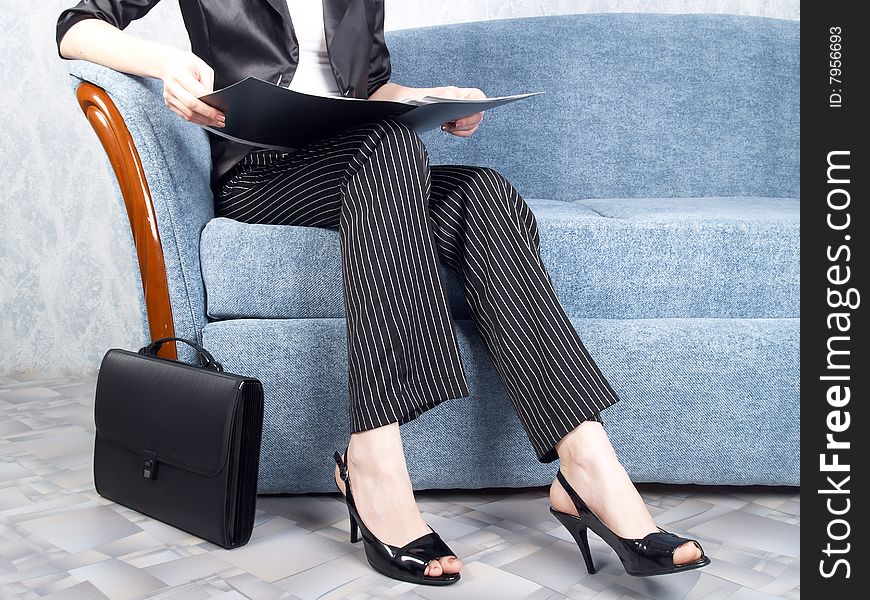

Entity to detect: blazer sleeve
[56,0,163,60]
[366,0,392,97]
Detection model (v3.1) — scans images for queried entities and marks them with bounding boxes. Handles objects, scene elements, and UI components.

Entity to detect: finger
[450,116,483,132]
[165,96,223,127]
[178,69,210,97]
[166,98,212,127]
[453,120,481,136]
[453,117,483,131]
[460,87,486,100]
[166,95,216,126]
[449,126,478,137]
[166,79,224,125]
[196,61,215,94]
[170,75,221,118]
[451,111,485,128]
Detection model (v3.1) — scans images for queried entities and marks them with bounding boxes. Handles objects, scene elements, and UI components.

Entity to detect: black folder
[198,76,542,149]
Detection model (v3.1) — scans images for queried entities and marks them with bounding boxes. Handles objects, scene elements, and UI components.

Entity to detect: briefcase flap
[95,349,246,477]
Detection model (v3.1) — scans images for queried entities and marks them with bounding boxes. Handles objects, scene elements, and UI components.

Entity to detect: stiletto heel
[550,507,596,573]
[332,448,460,585]
[348,509,359,543]
[550,469,711,577]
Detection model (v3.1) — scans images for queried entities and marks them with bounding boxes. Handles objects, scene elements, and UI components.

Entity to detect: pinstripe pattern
[215,118,620,462]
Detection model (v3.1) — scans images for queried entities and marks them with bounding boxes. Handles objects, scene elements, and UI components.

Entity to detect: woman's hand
[369,83,486,137]
[57,19,224,129]
[157,48,225,128]
[430,86,487,137]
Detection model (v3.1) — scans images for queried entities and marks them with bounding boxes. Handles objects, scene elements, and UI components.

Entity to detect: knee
[371,118,429,163]
[467,166,509,190]
[464,167,530,212]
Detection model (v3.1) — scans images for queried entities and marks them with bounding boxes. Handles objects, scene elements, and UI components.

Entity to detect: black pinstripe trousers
[214,118,620,463]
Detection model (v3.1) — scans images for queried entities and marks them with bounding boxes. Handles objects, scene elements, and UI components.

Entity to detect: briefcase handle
[138,337,224,372]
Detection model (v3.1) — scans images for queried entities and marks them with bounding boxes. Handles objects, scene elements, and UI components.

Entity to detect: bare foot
[335,424,462,578]
[550,421,703,566]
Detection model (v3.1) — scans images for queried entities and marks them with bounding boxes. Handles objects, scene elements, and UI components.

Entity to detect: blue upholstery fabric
[201,197,800,321]
[67,13,800,490]
[201,316,799,492]
[388,14,800,201]
[66,61,214,366]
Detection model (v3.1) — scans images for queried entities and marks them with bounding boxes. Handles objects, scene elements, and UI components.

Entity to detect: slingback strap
[555,469,592,514]
[331,446,461,584]
[332,447,354,503]
[333,450,348,481]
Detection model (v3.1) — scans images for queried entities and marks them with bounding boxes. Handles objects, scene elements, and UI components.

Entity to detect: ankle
[347,424,407,476]
[555,421,616,468]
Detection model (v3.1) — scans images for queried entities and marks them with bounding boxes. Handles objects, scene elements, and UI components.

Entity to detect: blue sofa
[67,13,799,492]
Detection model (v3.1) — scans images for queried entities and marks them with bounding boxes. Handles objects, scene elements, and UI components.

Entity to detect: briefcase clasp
[143,450,158,480]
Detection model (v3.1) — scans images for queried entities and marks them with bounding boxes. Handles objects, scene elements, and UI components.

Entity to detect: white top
[282,1,342,97]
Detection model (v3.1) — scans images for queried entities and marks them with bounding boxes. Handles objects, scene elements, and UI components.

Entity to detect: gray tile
[611,568,702,600]
[0,373,800,599]
[502,539,591,593]
[273,553,372,599]
[652,499,717,526]
[476,498,556,529]
[257,495,346,531]
[38,580,111,600]
[701,557,775,590]
[18,505,142,553]
[68,558,167,599]
[688,511,799,557]
[756,567,799,596]
[683,572,741,600]
[422,512,481,539]
[416,561,542,600]
[726,588,785,600]
[211,528,352,582]
[224,572,290,600]
[479,541,543,567]
[0,387,62,403]
[0,461,29,482]
[144,552,235,585]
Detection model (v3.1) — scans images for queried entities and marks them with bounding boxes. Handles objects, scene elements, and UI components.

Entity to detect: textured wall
[0,1,799,375]
[385,0,799,28]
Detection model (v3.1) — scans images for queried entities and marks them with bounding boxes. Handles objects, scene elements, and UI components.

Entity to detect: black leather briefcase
[93,337,263,549]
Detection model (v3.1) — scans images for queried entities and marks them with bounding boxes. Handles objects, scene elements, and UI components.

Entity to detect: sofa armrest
[75,81,177,359]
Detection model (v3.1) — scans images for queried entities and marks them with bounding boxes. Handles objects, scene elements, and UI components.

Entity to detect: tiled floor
[1,373,800,600]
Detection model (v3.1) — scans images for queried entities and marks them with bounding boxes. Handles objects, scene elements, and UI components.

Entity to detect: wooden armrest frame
[75,82,177,359]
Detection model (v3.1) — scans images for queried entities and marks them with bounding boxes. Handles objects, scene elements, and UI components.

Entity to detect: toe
[673,541,703,565]
[424,559,443,577]
[438,555,462,574]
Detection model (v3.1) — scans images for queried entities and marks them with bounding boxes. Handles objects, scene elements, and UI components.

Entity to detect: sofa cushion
[202,315,800,491]
[200,196,799,321]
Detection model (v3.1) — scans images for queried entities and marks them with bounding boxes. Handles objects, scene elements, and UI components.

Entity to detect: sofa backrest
[65,13,798,353]
[67,60,213,364]
[387,13,799,201]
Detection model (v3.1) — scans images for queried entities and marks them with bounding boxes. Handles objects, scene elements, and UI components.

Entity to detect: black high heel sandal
[550,469,711,577]
[332,448,461,586]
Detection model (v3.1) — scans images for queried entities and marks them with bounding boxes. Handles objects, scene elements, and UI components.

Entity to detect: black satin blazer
[56,0,392,191]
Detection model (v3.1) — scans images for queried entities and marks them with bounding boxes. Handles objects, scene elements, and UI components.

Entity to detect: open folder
[198,76,543,149]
